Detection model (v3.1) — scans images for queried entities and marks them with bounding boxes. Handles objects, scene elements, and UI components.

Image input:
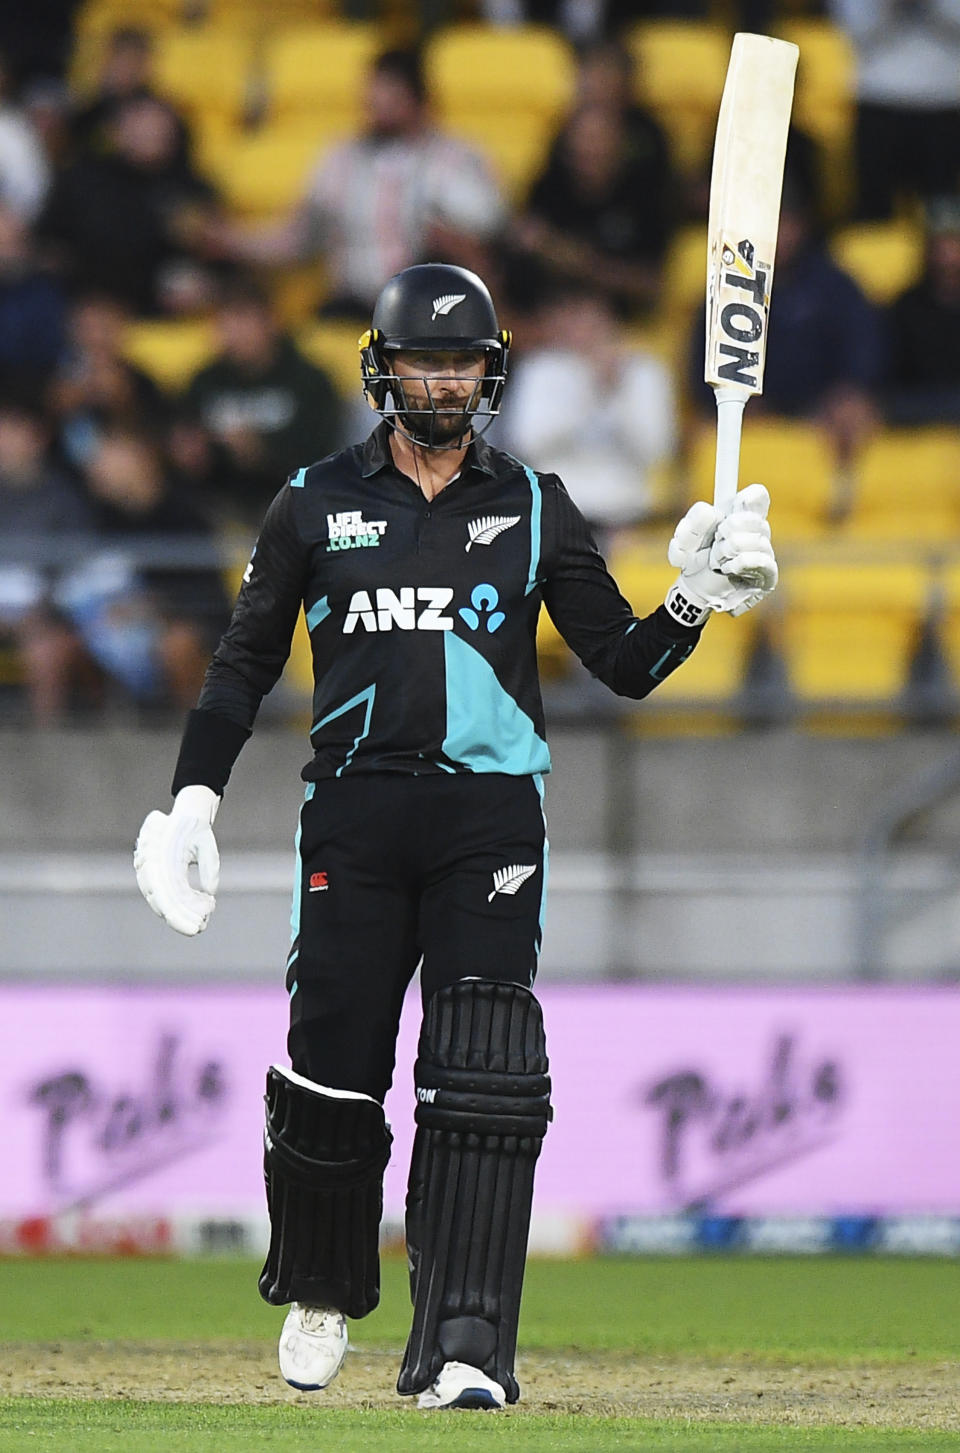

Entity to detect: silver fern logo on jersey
[465,515,521,551]
[431,293,466,320]
[487,864,536,902]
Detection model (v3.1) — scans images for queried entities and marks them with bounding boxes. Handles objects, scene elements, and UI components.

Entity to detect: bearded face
[387,350,489,449]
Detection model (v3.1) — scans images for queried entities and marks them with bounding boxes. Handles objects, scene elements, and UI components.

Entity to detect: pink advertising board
[1,983,958,1224]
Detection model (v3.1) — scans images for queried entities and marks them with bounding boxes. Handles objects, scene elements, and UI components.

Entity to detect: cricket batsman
[134,263,777,1409]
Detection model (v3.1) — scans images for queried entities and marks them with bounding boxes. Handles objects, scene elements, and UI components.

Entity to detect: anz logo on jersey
[342,584,506,634]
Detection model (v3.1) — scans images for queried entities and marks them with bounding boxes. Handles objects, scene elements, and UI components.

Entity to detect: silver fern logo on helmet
[431,293,466,320]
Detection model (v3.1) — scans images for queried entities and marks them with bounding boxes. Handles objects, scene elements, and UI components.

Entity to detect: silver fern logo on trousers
[488,864,536,902]
[466,514,521,552]
[431,293,466,320]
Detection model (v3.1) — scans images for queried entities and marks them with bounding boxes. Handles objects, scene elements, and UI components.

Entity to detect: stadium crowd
[1,0,959,723]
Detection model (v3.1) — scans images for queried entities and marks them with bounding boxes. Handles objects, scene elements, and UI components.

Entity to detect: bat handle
[713,388,746,516]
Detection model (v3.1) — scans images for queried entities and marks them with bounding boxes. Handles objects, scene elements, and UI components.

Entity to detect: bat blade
[705,32,798,400]
[705,32,798,514]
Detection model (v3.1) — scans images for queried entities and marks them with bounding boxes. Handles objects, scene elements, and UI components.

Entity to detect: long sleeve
[172,482,309,794]
[540,478,703,699]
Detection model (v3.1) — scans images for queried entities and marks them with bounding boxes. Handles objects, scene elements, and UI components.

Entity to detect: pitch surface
[1,1256,958,1449]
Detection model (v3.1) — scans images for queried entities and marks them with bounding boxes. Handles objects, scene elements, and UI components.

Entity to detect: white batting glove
[134,785,221,936]
[664,482,778,624]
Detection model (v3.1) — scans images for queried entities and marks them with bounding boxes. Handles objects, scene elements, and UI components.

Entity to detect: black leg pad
[258,1065,392,1319]
[396,979,551,1402]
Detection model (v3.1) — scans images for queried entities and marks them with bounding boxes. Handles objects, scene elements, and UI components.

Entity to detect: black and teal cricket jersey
[173,423,703,793]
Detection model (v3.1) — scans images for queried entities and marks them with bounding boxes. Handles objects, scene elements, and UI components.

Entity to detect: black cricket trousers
[285,772,548,1104]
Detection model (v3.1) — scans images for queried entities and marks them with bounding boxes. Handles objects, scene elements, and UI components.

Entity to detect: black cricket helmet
[359,263,511,449]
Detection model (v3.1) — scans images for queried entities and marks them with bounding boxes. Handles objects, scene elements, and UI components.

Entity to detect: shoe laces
[297,1305,343,1336]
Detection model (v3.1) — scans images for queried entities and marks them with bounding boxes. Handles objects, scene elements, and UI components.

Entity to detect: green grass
[0,1402,958,1453]
[2,1255,959,1361]
[3,1256,960,1451]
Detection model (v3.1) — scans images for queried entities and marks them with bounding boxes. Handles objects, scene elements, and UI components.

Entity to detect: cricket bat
[705,32,799,517]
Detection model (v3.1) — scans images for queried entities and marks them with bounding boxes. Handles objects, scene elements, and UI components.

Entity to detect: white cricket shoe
[417,1360,506,1410]
[278,1303,348,1391]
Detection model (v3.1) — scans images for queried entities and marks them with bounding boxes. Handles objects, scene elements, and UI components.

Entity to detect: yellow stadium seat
[780,19,855,218]
[829,221,924,305]
[848,429,960,522]
[271,264,330,329]
[206,0,338,26]
[285,610,316,696]
[838,509,957,545]
[153,26,254,124]
[687,419,837,538]
[605,548,757,701]
[627,21,729,175]
[263,23,381,122]
[781,27,854,144]
[780,20,855,138]
[73,0,181,34]
[123,319,216,392]
[298,321,366,400]
[69,3,178,97]
[203,120,338,218]
[662,223,706,321]
[444,113,556,201]
[536,610,573,678]
[781,559,930,701]
[426,25,575,122]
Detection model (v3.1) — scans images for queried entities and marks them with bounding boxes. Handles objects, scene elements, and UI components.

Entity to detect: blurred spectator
[71,27,191,167]
[37,94,221,314]
[48,291,166,472]
[829,0,960,220]
[206,49,506,317]
[22,78,71,171]
[501,286,675,538]
[0,396,95,724]
[0,49,50,221]
[181,276,342,528]
[884,194,960,426]
[509,98,672,319]
[485,2,776,35]
[560,40,676,218]
[56,426,229,712]
[688,172,885,465]
[0,202,66,393]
